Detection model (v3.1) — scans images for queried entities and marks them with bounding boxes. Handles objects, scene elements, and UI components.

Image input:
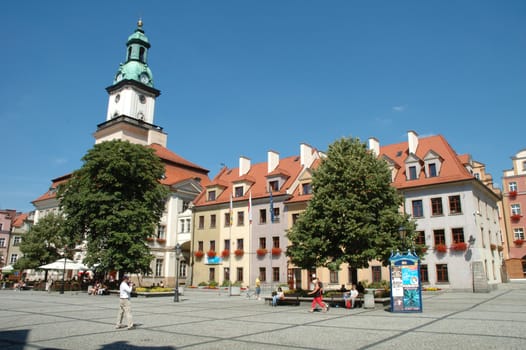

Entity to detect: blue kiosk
[389,250,422,313]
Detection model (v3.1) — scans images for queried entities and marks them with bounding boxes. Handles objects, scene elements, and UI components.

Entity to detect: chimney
[368,137,380,157]
[268,150,279,173]
[300,143,314,167]
[407,130,419,155]
[239,156,251,176]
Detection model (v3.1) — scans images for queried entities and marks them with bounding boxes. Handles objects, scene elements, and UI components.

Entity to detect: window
[157,226,165,239]
[234,186,243,198]
[224,267,230,282]
[372,266,382,283]
[224,239,230,251]
[198,216,204,229]
[272,236,280,248]
[415,231,425,245]
[514,228,525,240]
[272,207,280,223]
[433,229,446,245]
[448,195,462,214]
[13,237,21,246]
[412,200,424,217]
[209,240,216,251]
[224,213,231,227]
[10,254,18,264]
[237,211,244,226]
[302,182,312,195]
[273,267,280,282]
[259,237,266,249]
[430,198,443,216]
[511,204,521,216]
[209,268,215,282]
[186,219,191,232]
[237,238,244,250]
[210,214,216,228]
[207,190,216,201]
[269,180,279,192]
[237,267,243,283]
[420,264,429,283]
[0,238,4,247]
[330,270,339,284]
[509,182,518,192]
[408,166,417,180]
[428,163,437,177]
[259,209,267,224]
[198,241,204,251]
[259,267,266,282]
[436,264,449,282]
[155,259,163,277]
[452,228,465,243]
[292,213,300,224]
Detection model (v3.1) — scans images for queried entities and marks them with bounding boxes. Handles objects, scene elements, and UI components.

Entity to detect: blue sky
[2,1,525,212]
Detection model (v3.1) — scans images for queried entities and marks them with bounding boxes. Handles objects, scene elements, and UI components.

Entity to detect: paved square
[1,282,525,349]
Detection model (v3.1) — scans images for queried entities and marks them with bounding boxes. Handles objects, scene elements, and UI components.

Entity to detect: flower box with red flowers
[234,249,244,257]
[271,247,282,255]
[156,238,166,244]
[509,190,517,198]
[490,243,497,251]
[256,248,268,256]
[194,250,204,259]
[450,242,467,251]
[221,249,230,258]
[435,244,447,253]
[511,214,522,221]
[207,250,217,258]
[146,237,155,242]
[513,239,524,246]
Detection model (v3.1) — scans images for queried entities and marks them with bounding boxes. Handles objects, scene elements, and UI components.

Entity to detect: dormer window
[428,163,437,177]
[234,186,244,198]
[207,190,216,201]
[269,180,279,192]
[408,166,417,180]
[423,151,442,178]
[301,182,312,195]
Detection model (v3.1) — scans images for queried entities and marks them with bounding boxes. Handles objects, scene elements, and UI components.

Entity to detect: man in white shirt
[115,275,134,330]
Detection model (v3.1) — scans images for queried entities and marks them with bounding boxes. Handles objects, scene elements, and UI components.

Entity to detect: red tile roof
[12,212,29,227]
[379,134,474,189]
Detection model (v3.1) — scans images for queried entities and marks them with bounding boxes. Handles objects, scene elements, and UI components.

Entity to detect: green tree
[286,137,418,270]
[14,213,70,270]
[58,140,169,275]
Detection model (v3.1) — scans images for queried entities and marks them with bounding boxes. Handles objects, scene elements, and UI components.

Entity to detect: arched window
[139,47,145,62]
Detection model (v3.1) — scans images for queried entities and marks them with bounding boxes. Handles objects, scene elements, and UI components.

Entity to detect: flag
[269,188,274,223]
[248,191,253,224]
[229,194,233,226]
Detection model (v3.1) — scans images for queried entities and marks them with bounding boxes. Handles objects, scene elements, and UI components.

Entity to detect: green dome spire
[112,19,154,87]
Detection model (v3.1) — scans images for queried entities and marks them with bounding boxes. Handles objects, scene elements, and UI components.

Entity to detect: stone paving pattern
[1,281,526,349]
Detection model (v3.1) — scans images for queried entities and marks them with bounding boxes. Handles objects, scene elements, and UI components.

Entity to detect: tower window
[139,47,145,62]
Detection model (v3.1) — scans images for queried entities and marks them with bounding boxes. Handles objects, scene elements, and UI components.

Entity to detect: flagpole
[248,191,252,295]
[229,194,233,296]
[269,188,274,295]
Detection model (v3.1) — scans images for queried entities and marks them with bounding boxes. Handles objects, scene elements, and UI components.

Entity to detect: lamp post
[174,243,181,302]
[60,246,67,294]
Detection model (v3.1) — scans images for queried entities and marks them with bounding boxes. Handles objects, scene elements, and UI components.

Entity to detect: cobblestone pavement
[1,281,526,349]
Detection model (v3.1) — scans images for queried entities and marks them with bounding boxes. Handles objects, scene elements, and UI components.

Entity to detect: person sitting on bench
[344,284,359,308]
[272,287,285,306]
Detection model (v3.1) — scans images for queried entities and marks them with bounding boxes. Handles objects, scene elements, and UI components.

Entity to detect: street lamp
[174,243,181,302]
[60,246,67,294]
[398,226,407,252]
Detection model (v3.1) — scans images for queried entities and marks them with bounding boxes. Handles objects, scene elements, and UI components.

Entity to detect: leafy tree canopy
[286,137,417,270]
[58,140,170,275]
[14,213,70,270]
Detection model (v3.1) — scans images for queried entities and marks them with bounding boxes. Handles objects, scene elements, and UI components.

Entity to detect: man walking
[115,275,134,330]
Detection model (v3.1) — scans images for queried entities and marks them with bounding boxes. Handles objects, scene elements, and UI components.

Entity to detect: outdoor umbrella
[39,258,88,270]
[1,265,15,273]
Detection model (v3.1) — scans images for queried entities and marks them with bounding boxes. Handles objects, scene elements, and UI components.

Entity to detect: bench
[264,296,304,306]
[265,294,390,308]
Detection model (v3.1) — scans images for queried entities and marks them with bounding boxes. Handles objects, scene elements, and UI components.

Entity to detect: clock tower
[94,20,167,146]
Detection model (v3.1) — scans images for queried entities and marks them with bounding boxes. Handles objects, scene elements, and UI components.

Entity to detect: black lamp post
[174,243,181,302]
[60,246,67,294]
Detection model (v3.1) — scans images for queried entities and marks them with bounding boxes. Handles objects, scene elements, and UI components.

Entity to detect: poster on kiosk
[389,251,422,313]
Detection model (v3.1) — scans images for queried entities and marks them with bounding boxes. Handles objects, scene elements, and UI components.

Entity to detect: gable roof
[379,134,474,189]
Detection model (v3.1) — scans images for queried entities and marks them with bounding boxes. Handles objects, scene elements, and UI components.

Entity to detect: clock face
[139,95,146,104]
[114,94,120,103]
[140,73,149,84]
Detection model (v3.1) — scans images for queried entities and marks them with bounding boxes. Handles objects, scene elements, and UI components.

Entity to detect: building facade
[502,149,526,278]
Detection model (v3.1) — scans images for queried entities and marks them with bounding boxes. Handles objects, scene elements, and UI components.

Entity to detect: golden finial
[138,18,143,28]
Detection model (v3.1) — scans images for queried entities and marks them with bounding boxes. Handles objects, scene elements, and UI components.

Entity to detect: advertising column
[390,251,422,313]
